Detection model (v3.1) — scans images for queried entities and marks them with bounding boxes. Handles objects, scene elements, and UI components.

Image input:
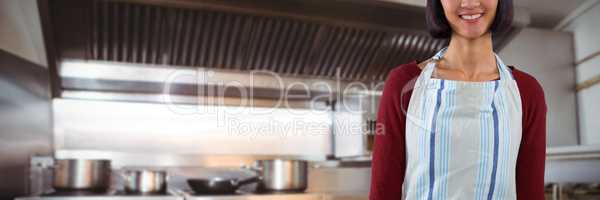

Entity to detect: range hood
[43,0,529,102]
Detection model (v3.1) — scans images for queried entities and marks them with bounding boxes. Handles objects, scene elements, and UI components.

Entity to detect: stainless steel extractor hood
[42,0,529,101]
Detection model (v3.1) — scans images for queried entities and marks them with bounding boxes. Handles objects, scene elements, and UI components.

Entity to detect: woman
[369,0,547,199]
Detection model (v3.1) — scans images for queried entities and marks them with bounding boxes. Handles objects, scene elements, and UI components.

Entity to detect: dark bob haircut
[426,0,513,38]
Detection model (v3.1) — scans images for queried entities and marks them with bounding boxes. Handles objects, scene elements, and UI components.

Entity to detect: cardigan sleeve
[369,64,418,200]
[513,69,547,200]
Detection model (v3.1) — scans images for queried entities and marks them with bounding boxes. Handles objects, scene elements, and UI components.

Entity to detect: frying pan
[187,176,261,194]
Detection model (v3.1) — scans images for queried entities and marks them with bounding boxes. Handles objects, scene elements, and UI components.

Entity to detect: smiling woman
[426,0,513,39]
[369,0,547,200]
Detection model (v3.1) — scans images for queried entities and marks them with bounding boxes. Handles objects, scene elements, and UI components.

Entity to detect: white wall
[0,0,47,67]
[499,28,578,147]
[564,1,600,146]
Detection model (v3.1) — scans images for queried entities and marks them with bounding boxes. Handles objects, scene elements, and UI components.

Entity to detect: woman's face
[440,0,498,39]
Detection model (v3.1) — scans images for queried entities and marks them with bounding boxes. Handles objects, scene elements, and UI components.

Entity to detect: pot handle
[240,164,263,173]
[38,160,57,169]
[119,169,135,180]
[232,176,262,187]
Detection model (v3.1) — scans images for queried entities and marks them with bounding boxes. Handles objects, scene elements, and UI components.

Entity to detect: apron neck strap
[420,46,514,84]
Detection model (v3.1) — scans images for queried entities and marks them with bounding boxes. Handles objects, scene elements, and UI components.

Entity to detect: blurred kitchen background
[0,0,599,199]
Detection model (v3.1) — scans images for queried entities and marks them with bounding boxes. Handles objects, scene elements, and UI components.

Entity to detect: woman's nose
[460,0,481,8]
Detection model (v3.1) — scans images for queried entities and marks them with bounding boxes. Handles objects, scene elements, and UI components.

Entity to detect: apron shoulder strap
[507,65,516,75]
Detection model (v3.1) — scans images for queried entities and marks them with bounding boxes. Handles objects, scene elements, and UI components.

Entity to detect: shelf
[547,145,600,160]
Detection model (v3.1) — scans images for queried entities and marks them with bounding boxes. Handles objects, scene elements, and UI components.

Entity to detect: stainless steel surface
[182,193,325,200]
[52,99,333,157]
[58,59,353,102]
[60,90,325,110]
[117,0,428,31]
[46,0,527,109]
[253,159,308,192]
[54,151,327,168]
[122,169,167,194]
[0,49,53,199]
[547,154,600,160]
[311,160,371,168]
[30,157,55,196]
[25,160,371,199]
[16,194,182,200]
[16,197,181,200]
[332,94,379,158]
[16,193,324,200]
[53,0,525,81]
[51,0,452,82]
[547,146,600,160]
[53,159,112,190]
[306,167,370,195]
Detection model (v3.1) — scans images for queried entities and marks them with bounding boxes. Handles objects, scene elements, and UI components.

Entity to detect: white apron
[404,47,523,200]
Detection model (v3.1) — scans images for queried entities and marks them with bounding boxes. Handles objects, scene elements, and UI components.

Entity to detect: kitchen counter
[15,193,335,200]
[15,196,183,200]
[184,193,324,200]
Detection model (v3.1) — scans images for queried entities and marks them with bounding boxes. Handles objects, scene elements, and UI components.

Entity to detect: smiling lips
[459,13,483,23]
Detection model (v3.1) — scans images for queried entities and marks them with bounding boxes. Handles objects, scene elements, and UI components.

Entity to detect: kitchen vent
[87,0,447,81]
[46,0,523,85]
[49,0,455,82]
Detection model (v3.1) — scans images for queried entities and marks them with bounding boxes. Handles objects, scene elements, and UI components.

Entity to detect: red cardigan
[369,61,547,200]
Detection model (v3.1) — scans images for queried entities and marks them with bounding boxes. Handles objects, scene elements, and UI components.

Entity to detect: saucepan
[247,159,308,193]
[187,176,261,194]
[52,159,112,191]
[122,169,168,194]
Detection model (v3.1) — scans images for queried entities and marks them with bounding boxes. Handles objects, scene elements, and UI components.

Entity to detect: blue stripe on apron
[427,80,445,200]
[437,82,454,200]
[497,84,506,199]
[436,82,448,200]
[416,84,435,199]
[486,81,500,200]
[497,82,512,199]
[417,82,434,200]
[446,84,456,198]
[476,83,495,200]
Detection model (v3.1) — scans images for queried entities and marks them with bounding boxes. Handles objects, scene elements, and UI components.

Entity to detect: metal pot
[53,159,111,191]
[187,176,261,194]
[252,159,308,192]
[122,169,167,194]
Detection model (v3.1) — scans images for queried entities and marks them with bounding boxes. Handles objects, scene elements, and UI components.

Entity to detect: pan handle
[231,176,262,187]
[241,165,263,173]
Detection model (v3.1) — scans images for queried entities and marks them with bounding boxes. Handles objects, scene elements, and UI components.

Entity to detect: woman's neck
[441,32,497,77]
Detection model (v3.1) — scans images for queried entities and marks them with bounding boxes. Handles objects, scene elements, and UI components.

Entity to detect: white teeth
[461,14,482,20]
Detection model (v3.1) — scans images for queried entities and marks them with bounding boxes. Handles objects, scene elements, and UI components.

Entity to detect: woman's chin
[456,30,489,40]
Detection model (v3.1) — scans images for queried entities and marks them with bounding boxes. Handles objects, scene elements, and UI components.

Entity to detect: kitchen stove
[40,190,114,196]
[23,159,325,200]
[17,189,182,200]
[182,192,323,200]
[252,189,307,195]
[177,189,322,199]
[41,190,176,197]
[17,189,325,200]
